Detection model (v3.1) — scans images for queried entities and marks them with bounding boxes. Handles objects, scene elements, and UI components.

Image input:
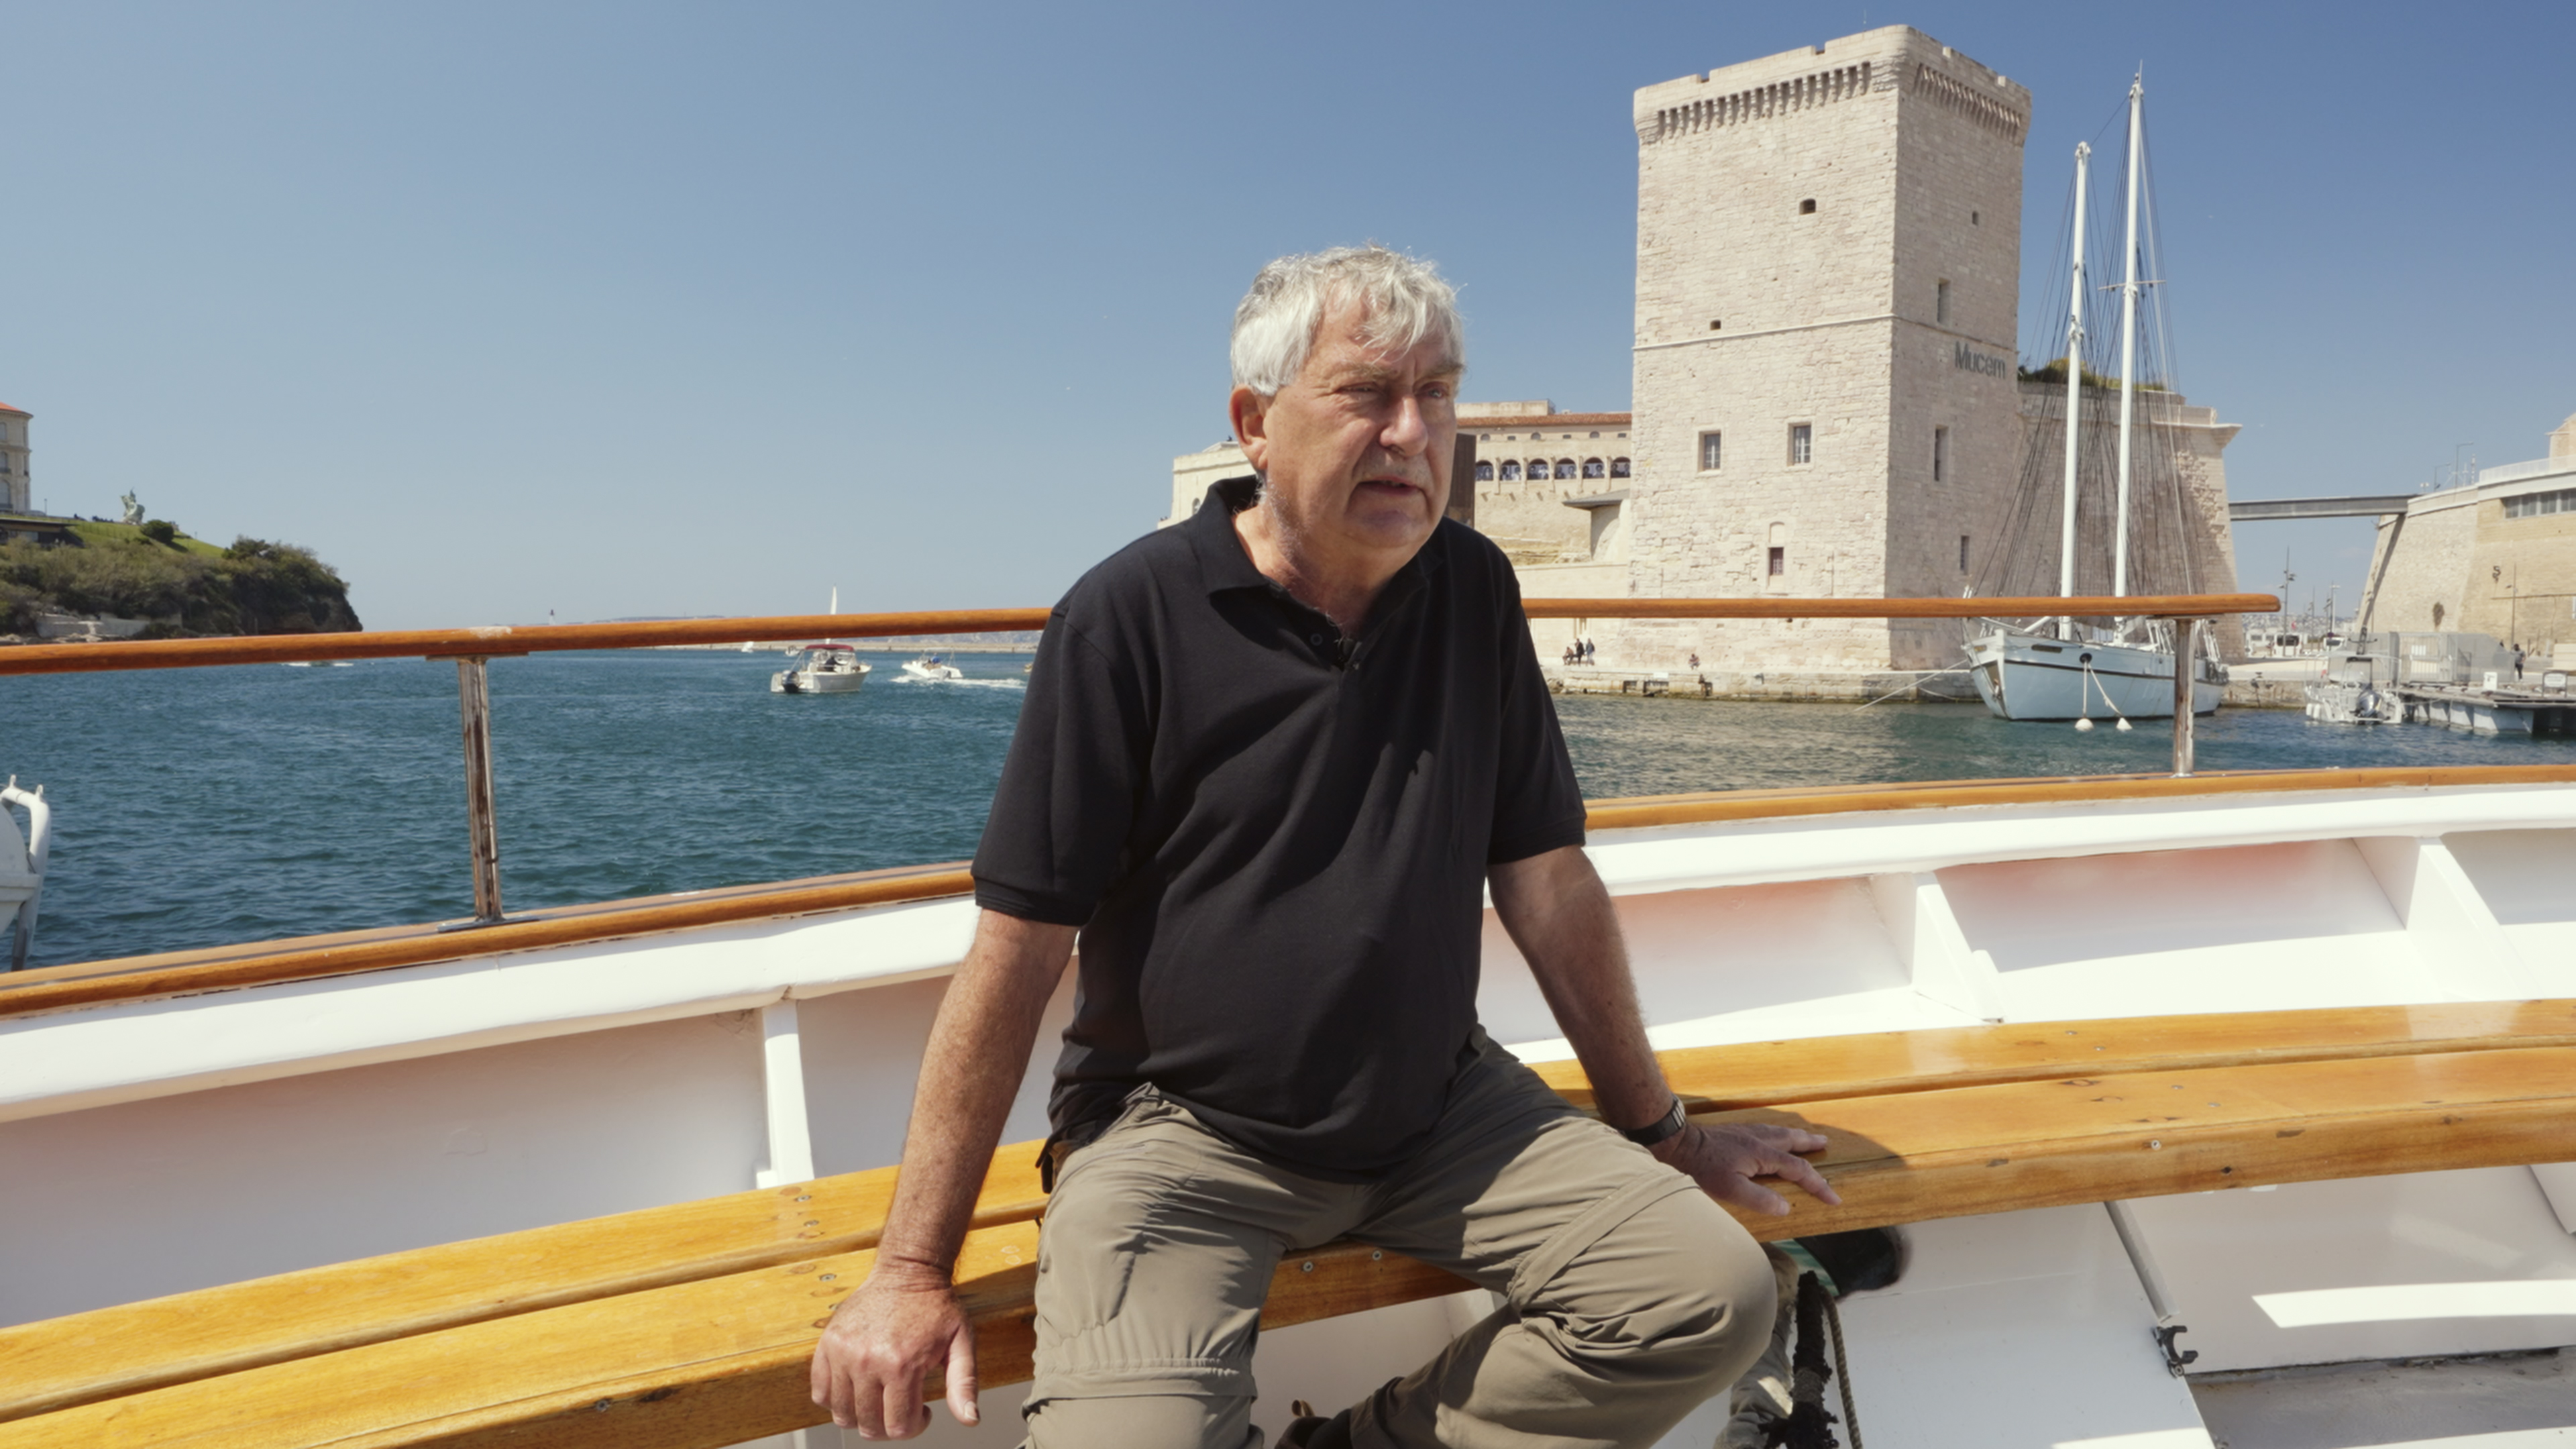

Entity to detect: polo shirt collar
[1187,476,1273,595]
[1185,477,1447,607]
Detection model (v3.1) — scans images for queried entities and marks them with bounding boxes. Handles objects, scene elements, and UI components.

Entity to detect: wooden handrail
[9,1004,2573,1427]
[1521,592,2277,621]
[5,761,2569,1020]
[0,864,974,1017]
[0,610,1058,676]
[0,592,2282,949]
[0,595,2275,676]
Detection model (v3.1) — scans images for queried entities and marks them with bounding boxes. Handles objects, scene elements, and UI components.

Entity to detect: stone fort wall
[2365,420,2576,661]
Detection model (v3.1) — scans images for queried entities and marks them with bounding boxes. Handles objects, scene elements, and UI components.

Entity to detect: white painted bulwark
[11,780,2576,1447]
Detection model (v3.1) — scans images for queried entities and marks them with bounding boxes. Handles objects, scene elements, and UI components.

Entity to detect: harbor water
[4,648,2565,971]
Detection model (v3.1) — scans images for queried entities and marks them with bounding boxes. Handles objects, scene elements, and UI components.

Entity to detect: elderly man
[810,246,1837,1448]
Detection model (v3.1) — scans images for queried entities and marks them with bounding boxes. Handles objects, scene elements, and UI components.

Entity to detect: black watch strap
[1619,1097,1688,1147]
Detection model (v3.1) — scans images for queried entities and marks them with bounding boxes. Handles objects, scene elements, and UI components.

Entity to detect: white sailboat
[1969,76,2225,722]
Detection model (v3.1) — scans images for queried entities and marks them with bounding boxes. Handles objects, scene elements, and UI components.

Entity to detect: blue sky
[4,1,2569,629]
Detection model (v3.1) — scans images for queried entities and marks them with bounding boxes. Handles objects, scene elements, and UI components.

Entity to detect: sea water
[3,649,2563,971]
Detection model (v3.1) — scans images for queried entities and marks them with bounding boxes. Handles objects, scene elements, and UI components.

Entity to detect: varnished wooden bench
[7,1002,2575,1448]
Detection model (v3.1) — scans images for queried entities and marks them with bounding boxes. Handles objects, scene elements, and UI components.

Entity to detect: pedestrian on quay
[809,245,1837,1447]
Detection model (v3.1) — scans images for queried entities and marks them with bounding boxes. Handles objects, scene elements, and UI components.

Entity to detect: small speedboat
[901,653,965,682]
[770,643,869,695]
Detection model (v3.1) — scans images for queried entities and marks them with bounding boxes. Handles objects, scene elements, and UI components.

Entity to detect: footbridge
[2228,494,2417,521]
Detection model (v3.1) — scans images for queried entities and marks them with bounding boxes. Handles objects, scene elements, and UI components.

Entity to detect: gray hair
[1229,246,1464,398]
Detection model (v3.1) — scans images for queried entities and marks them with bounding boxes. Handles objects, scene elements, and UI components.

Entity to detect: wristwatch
[1619,1097,1689,1147]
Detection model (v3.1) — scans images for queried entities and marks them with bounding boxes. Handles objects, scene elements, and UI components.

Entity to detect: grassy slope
[69,520,227,557]
[2,526,362,638]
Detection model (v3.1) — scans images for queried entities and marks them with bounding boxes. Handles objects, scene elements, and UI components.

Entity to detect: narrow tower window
[1959,534,1970,571]
[1698,432,1723,472]
[1788,424,1813,465]
[1933,426,1949,482]
[1768,545,1786,576]
[1936,279,1952,325]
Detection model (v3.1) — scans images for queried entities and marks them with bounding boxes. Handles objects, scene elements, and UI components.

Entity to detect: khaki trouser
[1715,1247,1805,1449]
[1024,1034,1776,1448]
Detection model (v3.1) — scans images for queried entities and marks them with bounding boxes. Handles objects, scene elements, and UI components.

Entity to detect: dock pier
[1543,664,1980,704]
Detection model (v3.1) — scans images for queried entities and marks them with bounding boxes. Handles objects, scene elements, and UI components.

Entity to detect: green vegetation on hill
[2018,356,2168,392]
[0,521,362,640]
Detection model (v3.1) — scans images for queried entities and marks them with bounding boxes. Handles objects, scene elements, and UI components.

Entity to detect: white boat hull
[1968,629,2223,720]
[769,665,867,694]
[900,661,964,682]
[9,781,2576,1448]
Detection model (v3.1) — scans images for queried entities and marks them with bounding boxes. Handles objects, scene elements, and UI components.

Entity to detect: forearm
[1489,846,1672,1132]
[873,909,1077,1279]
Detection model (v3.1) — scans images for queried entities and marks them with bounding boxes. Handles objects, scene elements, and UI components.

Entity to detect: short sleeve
[971,606,1150,924]
[1485,576,1587,865]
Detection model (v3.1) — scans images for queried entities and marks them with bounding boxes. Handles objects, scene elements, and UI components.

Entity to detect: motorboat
[5,600,2575,1449]
[901,653,965,682]
[769,643,869,695]
[0,776,48,972]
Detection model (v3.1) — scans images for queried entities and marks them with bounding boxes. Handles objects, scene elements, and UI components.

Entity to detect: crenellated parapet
[1633,27,2027,148]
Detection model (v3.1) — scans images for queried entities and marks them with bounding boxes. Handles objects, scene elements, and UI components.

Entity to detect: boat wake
[890,675,1024,691]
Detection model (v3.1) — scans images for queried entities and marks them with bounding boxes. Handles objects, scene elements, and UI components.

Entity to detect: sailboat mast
[2056,142,2092,616]
[2112,73,2144,600]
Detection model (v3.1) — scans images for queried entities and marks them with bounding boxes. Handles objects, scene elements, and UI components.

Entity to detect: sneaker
[1789,1226,1909,1295]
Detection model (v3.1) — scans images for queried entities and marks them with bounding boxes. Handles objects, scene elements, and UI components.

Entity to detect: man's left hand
[1652,1121,1841,1216]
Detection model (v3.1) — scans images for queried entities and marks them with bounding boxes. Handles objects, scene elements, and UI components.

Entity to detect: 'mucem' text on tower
[1617,27,2029,690]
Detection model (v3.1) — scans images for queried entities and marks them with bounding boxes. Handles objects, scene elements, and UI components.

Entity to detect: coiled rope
[1770,1273,1862,1449]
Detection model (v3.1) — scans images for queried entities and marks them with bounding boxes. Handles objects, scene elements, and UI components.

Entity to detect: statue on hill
[119,492,144,525]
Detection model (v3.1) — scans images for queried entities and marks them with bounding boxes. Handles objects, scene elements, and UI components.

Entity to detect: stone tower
[1620,28,2030,681]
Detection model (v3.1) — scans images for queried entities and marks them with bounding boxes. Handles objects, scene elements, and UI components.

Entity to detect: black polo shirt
[973,477,1587,1180]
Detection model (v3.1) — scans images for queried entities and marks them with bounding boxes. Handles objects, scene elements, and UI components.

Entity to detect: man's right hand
[809,1258,981,1439]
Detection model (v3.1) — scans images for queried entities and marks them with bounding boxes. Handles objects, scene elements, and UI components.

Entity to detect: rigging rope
[1974,85,2213,625]
[1825,1283,1862,1449]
